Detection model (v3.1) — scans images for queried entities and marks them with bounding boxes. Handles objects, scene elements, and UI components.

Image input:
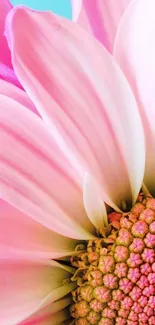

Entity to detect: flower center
[70,193,155,325]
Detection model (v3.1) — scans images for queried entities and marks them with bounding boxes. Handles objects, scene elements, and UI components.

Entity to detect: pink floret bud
[116,228,133,246]
[131,221,148,238]
[114,246,129,262]
[131,203,145,216]
[140,262,152,275]
[102,307,116,318]
[112,289,125,301]
[121,296,133,309]
[118,308,129,317]
[143,284,155,297]
[144,232,155,248]
[127,252,143,267]
[87,310,101,324]
[98,318,114,325]
[143,305,154,316]
[148,295,155,308]
[152,262,155,272]
[93,286,111,303]
[140,208,155,224]
[146,198,155,210]
[128,267,140,283]
[119,278,133,294]
[150,221,155,233]
[129,238,144,253]
[120,216,133,229]
[138,295,148,307]
[149,316,155,324]
[148,272,155,284]
[138,312,148,322]
[142,248,155,263]
[137,275,149,289]
[131,302,143,313]
[90,299,105,312]
[114,262,128,278]
[128,311,138,321]
[103,274,118,289]
[98,256,115,274]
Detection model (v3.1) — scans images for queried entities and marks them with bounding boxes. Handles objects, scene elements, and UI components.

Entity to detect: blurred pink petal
[0,0,22,87]
[0,199,77,259]
[20,297,72,325]
[0,94,95,239]
[0,62,22,87]
[6,7,145,209]
[71,0,132,52]
[0,259,76,325]
[83,173,108,229]
[0,0,12,67]
[114,0,155,195]
[0,79,37,114]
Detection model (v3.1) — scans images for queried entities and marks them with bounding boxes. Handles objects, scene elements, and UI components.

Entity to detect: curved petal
[0,199,78,259]
[71,0,132,52]
[0,0,12,67]
[0,94,95,240]
[83,173,108,229]
[0,79,38,114]
[114,0,155,194]
[21,309,70,325]
[0,259,76,325]
[20,297,72,325]
[0,62,22,88]
[0,0,22,87]
[6,7,145,209]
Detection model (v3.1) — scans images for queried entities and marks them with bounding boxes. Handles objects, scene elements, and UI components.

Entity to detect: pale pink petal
[114,0,155,194]
[0,94,95,240]
[6,7,145,209]
[0,0,12,67]
[0,259,76,325]
[83,173,108,229]
[0,0,22,86]
[0,62,22,88]
[0,79,38,114]
[21,309,70,325]
[71,0,132,52]
[0,199,78,259]
[20,297,72,325]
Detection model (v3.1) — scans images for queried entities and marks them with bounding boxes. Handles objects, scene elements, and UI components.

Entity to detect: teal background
[10,0,72,19]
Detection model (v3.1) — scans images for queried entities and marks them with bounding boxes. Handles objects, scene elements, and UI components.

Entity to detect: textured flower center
[70,193,155,325]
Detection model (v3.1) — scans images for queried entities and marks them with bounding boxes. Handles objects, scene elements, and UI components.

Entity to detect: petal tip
[5,5,30,50]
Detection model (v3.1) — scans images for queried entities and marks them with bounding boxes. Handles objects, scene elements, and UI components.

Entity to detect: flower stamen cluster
[70,194,155,325]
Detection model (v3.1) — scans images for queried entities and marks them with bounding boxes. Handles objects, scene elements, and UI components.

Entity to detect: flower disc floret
[70,194,155,324]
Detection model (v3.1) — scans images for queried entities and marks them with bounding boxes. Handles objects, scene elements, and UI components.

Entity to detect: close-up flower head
[0,0,155,324]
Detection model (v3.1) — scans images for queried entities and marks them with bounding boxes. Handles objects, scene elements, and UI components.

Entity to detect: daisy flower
[0,1,155,324]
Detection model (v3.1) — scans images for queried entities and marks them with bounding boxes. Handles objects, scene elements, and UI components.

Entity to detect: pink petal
[0,94,95,240]
[0,62,22,88]
[0,0,12,67]
[0,199,77,259]
[0,0,22,87]
[0,79,38,114]
[20,297,72,325]
[83,173,108,229]
[114,0,155,194]
[0,259,75,325]
[21,309,70,325]
[71,0,132,52]
[6,7,145,209]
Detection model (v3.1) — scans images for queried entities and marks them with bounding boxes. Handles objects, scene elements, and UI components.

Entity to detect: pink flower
[0,1,155,324]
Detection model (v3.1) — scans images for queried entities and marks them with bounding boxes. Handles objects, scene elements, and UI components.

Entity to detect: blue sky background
[11,0,72,19]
